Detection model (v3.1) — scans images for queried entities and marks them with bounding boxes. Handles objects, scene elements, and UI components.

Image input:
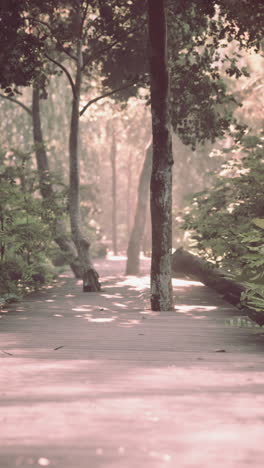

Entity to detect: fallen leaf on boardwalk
[1,350,13,356]
[214,349,227,353]
[138,333,145,336]
[53,346,64,351]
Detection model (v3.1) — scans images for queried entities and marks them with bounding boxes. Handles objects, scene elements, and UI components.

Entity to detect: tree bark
[32,81,82,278]
[172,248,264,326]
[68,29,100,291]
[125,141,152,275]
[148,0,173,310]
[110,129,118,255]
[32,81,53,200]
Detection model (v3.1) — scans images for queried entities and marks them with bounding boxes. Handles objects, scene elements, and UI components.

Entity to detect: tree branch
[79,81,137,117]
[44,53,77,99]
[26,17,77,61]
[80,0,89,38]
[0,93,32,115]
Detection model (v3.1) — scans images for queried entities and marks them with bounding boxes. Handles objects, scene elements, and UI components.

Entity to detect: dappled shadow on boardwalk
[1,256,264,359]
[1,257,264,468]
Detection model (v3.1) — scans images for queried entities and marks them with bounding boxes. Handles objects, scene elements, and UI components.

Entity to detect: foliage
[101,0,263,147]
[0,0,263,259]
[182,133,264,313]
[0,0,44,92]
[1,1,262,137]
[0,148,64,300]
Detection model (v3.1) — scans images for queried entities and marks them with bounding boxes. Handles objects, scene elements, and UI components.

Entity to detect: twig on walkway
[1,350,13,356]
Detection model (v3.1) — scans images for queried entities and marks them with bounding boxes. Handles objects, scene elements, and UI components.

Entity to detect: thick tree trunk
[125,141,152,275]
[32,81,82,278]
[172,248,264,326]
[148,0,173,311]
[110,129,118,255]
[68,37,100,292]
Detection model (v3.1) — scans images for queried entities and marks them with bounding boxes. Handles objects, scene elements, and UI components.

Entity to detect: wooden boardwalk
[0,257,264,468]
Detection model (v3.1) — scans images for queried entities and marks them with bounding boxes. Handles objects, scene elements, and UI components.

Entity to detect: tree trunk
[32,81,53,200]
[32,81,82,278]
[172,248,264,326]
[68,35,100,292]
[143,201,151,256]
[148,0,173,311]
[53,220,83,279]
[110,129,118,255]
[125,141,152,275]
[126,150,132,237]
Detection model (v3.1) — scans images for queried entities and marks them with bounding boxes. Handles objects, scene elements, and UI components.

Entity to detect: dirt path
[0,256,264,468]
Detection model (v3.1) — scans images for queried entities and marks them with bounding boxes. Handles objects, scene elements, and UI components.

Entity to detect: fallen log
[172,248,264,326]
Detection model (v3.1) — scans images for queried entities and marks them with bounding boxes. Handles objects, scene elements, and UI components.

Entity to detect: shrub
[181,133,264,313]
[0,149,59,299]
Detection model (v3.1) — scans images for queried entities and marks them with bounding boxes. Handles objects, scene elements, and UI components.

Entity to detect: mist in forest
[1,45,262,257]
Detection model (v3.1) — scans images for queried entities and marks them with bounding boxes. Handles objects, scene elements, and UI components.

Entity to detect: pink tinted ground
[0,256,264,468]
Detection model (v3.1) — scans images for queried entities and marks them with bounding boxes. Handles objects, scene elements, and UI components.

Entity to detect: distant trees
[0,0,143,291]
[108,124,118,256]
[92,97,151,255]
[126,141,152,275]
[0,0,100,287]
[0,82,83,278]
[0,0,263,308]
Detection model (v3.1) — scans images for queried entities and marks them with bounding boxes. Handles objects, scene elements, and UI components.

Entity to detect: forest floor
[0,256,264,468]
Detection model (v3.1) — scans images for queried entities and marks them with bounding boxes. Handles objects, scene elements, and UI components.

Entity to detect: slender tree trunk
[125,141,152,275]
[32,82,53,200]
[143,200,151,256]
[0,212,4,261]
[68,35,100,292]
[126,151,132,237]
[110,129,118,255]
[148,0,173,310]
[32,81,82,278]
